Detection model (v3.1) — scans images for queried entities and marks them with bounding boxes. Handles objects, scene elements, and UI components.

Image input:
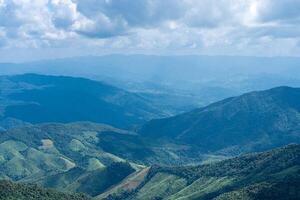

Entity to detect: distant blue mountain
[2,55,300,109]
[0,74,166,128]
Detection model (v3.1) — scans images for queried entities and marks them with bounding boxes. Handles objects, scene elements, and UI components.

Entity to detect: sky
[0,0,300,62]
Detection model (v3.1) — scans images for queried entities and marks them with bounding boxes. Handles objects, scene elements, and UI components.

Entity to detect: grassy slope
[107,144,300,200]
[0,122,141,197]
[96,167,150,200]
[0,122,207,197]
[37,162,135,197]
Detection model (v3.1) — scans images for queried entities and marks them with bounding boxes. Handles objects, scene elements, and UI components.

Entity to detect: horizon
[2,53,300,64]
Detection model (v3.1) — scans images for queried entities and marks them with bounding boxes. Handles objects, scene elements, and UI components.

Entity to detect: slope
[0,74,166,129]
[140,86,300,153]
[106,144,300,200]
[0,122,141,197]
[0,122,209,197]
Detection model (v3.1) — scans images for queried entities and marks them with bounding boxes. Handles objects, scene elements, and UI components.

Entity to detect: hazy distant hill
[2,55,300,111]
[140,86,300,153]
[2,55,300,82]
[105,144,300,200]
[0,74,167,128]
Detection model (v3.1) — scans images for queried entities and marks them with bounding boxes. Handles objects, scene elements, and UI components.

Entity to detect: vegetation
[0,75,300,199]
[0,74,166,129]
[106,144,300,200]
[78,162,135,196]
[0,180,90,200]
[0,121,218,196]
[0,122,139,197]
[140,86,300,154]
[215,178,300,200]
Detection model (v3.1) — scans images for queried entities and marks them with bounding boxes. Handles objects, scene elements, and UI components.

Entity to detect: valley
[1,1,299,199]
[0,74,299,199]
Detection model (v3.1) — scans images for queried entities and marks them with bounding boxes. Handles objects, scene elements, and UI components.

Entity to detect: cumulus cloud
[72,13,128,38]
[0,0,299,58]
[51,0,79,28]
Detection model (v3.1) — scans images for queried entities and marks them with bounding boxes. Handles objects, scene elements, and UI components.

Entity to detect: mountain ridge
[139,86,300,153]
[104,144,300,200]
[0,73,168,129]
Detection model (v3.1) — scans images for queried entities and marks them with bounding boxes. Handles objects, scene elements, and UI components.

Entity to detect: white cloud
[72,12,128,38]
[51,0,79,28]
[0,0,299,59]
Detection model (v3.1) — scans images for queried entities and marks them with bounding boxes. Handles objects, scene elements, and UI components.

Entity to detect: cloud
[71,0,185,38]
[0,27,7,47]
[51,0,79,29]
[257,0,300,24]
[107,0,184,26]
[0,0,300,59]
[72,13,128,38]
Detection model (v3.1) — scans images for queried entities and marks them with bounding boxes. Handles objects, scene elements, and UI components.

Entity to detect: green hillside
[105,144,300,200]
[37,162,135,197]
[0,122,142,197]
[140,86,300,154]
[0,82,300,199]
[0,122,210,197]
[0,180,90,200]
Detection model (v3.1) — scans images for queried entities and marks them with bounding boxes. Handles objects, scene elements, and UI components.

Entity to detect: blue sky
[0,0,300,61]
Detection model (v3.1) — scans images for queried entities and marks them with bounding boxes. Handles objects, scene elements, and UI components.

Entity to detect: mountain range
[1,144,299,200]
[0,74,167,129]
[2,55,300,111]
[0,73,299,199]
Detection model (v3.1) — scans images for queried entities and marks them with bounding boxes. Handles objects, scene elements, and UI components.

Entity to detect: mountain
[3,55,300,83]
[0,180,90,200]
[0,122,143,196]
[140,86,300,154]
[0,85,299,199]
[0,74,167,128]
[3,55,300,113]
[103,144,300,200]
[0,122,211,197]
[1,123,299,199]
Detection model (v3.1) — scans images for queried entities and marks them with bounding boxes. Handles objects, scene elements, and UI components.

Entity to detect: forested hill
[140,86,300,153]
[0,180,90,200]
[0,74,166,128]
[105,144,300,200]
